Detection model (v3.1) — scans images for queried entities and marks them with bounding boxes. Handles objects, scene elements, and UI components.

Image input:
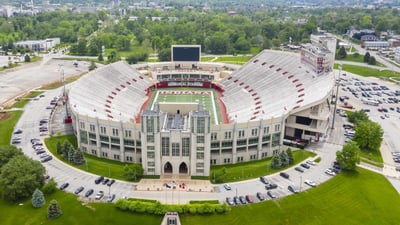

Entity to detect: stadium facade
[68,34,336,177]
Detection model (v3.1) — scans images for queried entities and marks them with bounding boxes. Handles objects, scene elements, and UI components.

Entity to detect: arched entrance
[179,162,188,174]
[164,162,173,174]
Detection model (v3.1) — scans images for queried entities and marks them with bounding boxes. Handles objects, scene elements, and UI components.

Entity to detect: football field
[149,88,222,125]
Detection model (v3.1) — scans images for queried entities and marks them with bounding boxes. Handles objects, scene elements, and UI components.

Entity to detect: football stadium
[68,35,337,177]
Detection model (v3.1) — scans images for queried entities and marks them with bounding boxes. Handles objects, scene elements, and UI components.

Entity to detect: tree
[368,56,376,65]
[363,52,370,63]
[56,141,63,155]
[126,54,139,64]
[347,110,369,125]
[336,141,360,171]
[47,199,62,219]
[98,54,104,61]
[89,61,97,71]
[0,155,45,202]
[62,140,73,160]
[41,178,57,195]
[211,167,227,183]
[124,164,144,181]
[107,50,120,63]
[337,46,347,59]
[279,150,289,166]
[73,148,85,165]
[24,54,31,62]
[0,145,23,168]
[286,148,294,165]
[270,153,282,169]
[353,121,383,152]
[32,188,45,208]
[158,48,171,61]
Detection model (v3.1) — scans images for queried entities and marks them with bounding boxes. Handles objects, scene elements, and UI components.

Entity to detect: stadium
[68,35,337,178]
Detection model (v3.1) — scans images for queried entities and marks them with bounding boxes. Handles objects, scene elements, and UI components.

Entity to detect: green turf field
[148,88,223,125]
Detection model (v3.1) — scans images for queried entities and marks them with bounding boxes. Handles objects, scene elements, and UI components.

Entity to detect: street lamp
[331,63,342,129]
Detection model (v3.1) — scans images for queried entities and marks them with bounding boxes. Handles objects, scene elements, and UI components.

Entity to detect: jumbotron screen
[171,45,201,62]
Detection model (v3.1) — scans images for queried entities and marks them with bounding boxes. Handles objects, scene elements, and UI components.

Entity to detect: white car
[306,160,316,166]
[304,179,317,187]
[224,184,232,190]
[325,168,336,176]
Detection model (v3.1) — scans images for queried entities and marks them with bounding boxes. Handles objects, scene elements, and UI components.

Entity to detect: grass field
[210,150,315,183]
[213,56,253,65]
[0,190,161,225]
[339,54,385,67]
[181,168,400,225]
[335,63,400,80]
[149,88,223,125]
[0,111,23,146]
[44,135,132,181]
[9,91,43,109]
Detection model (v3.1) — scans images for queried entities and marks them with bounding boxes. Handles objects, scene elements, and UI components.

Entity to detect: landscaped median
[115,198,230,215]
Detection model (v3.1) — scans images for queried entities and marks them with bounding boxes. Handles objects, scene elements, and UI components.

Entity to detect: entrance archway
[179,162,188,174]
[164,162,173,174]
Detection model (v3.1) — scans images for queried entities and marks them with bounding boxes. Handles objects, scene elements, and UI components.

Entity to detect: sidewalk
[136,178,215,193]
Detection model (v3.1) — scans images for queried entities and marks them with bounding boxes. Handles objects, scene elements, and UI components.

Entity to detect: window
[80,130,88,144]
[147,152,155,158]
[210,159,216,165]
[264,126,270,134]
[224,131,232,139]
[147,146,155,150]
[124,139,134,146]
[80,121,85,129]
[146,117,154,132]
[237,156,244,162]
[148,168,155,173]
[90,124,95,132]
[196,162,204,168]
[248,137,259,145]
[211,132,217,141]
[262,152,268,158]
[196,146,204,152]
[100,126,107,134]
[147,161,155,167]
[147,134,154,143]
[251,128,258,136]
[238,130,245,138]
[275,124,280,132]
[250,154,256,160]
[237,139,246,146]
[196,169,204,174]
[91,149,97,155]
[182,138,190,156]
[196,152,204,159]
[161,137,170,156]
[196,136,204,143]
[211,142,220,148]
[111,137,120,144]
[221,141,232,147]
[126,156,133,161]
[102,152,108,157]
[113,154,120,160]
[112,128,119,136]
[125,130,132,138]
[100,135,109,142]
[89,132,96,139]
[224,158,231,164]
[172,143,180,156]
[197,117,205,133]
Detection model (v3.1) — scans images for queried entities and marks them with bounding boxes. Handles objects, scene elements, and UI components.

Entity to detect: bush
[47,199,62,219]
[31,189,45,208]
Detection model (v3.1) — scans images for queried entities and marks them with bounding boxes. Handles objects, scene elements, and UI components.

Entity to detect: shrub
[47,199,62,219]
[31,189,45,208]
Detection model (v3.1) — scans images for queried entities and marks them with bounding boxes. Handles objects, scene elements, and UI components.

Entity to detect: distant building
[393,47,400,63]
[15,38,60,52]
[362,41,390,50]
[361,35,378,42]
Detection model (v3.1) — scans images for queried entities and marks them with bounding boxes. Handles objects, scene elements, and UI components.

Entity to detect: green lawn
[181,168,400,225]
[9,91,43,109]
[0,111,23,146]
[44,135,131,181]
[213,56,253,65]
[210,150,315,183]
[359,149,383,165]
[339,54,385,67]
[334,63,400,80]
[0,190,161,225]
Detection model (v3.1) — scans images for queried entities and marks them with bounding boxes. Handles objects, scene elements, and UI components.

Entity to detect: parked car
[224,184,232,190]
[306,160,316,166]
[74,186,84,194]
[325,168,336,176]
[256,192,265,201]
[300,163,310,169]
[294,167,304,173]
[102,178,110,185]
[280,172,289,179]
[107,194,116,202]
[265,183,278,190]
[267,190,277,199]
[245,195,253,203]
[59,182,69,190]
[304,179,317,187]
[40,155,52,162]
[226,197,234,206]
[107,179,116,186]
[95,176,104,184]
[13,129,23,134]
[95,191,104,200]
[259,176,269,184]
[239,196,247,204]
[288,185,299,193]
[85,189,94,197]
[233,196,241,205]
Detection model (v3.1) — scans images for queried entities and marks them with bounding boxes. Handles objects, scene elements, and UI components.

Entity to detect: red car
[245,195,253,203]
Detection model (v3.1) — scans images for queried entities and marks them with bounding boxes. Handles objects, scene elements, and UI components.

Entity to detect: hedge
[115,199,231,215]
